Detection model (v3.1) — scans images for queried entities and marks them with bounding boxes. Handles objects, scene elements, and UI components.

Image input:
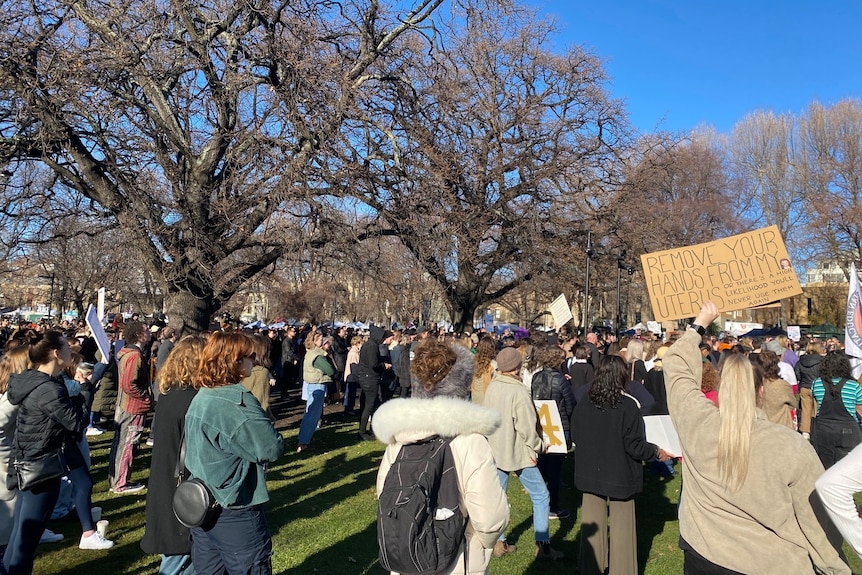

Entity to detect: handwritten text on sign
[640,226,802,322]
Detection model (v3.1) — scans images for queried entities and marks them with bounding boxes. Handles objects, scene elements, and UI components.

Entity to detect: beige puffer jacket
[374,397,510,575]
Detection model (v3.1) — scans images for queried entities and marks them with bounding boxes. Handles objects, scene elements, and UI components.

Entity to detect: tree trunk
[164,291,220,336]
[451,301,479,334]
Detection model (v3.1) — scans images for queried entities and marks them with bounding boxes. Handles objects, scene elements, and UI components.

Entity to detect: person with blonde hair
[297,332,335,452]
[624,339,648,385]
[0,347,32,555]
[663,301,849,575]
[141,334,207,575]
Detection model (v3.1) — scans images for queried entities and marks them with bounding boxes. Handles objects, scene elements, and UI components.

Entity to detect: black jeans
[537,452,566,510]
[358,382,379,435]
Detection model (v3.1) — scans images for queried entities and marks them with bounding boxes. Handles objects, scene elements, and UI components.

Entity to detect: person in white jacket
[374,339,509,575]
[816,442,862,559]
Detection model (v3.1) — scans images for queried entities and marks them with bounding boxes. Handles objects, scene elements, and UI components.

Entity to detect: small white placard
[548,294,574,328]
[643,415,681,457]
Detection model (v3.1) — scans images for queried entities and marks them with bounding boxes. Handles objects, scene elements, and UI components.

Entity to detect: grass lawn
[30,416,862,574]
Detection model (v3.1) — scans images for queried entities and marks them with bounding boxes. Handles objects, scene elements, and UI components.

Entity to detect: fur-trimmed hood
[412,341,475,400]
[373,397,501,445]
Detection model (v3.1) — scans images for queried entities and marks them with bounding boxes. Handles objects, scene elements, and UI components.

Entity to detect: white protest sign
[644,415,681,457]
[534,399,568,454]
[548,294,574,328]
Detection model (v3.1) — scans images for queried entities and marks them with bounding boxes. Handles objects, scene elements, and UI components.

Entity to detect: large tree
[341,3,628,330]
[0,0,448,332]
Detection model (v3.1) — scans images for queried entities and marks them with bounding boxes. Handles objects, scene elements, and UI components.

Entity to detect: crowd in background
[1,309,862,574]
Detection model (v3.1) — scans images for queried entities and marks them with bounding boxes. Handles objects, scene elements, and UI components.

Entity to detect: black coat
[6,370,88,463]
[568,361,594,395]
[572,394,658,500]
[795,354,824,390]
[140,386,198,555]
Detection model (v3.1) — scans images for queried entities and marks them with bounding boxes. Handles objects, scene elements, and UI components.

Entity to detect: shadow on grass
[636,465,680,573]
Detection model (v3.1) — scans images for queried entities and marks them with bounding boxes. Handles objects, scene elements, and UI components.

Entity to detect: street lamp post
[583,232,594,335]
[616,251,626,334]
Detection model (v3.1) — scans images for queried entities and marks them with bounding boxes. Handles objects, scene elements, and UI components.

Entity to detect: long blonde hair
[717,354,761,491]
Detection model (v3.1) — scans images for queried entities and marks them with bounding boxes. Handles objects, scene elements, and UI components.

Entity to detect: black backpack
[377,436,466,575]
[812,378,862,469]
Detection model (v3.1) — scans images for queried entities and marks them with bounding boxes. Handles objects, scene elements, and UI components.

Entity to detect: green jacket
[184,384,283,508]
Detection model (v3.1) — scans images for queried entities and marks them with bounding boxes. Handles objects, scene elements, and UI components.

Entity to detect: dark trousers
[358,382,379,435]
[682,538,746,575]
[68,464,95,532]
[3,478,61,575]
[191,505,272,575]
[537,452,565,510]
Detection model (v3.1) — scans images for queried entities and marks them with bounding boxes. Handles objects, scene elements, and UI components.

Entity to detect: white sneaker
[39,529,64,543]
[79,531,114,550]
[86,427,104,436]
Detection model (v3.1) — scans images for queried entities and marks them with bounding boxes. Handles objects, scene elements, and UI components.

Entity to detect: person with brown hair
[471,336,496,405]
[240,334,275,419]
[109,320,152,494]
[374,338,508,574]
[750,350,796,429]
[0,347,32,555]
[184,331,283,575]
[141,334,207,575]
[3,331,90,575]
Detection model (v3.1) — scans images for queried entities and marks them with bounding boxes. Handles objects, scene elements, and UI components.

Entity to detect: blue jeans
[297,384,327,446]
[191,505,272,575]
[3,477,61,575]
[160,553,196,575]
[497,466,550,543]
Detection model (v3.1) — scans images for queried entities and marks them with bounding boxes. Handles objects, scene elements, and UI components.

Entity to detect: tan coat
[481,372,543,472]
[762,377,796,429]
[374,397,509,575]
[664,328,850,575]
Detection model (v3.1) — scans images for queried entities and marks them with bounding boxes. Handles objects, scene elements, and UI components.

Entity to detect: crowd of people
[1,307,862,574]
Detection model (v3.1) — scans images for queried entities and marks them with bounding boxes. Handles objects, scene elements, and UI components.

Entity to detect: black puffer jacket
[531,368,575,443]
[794,353,824,390]
[6,370,88,462]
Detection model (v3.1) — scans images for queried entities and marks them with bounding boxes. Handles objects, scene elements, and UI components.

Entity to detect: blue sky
[525,0,862,134]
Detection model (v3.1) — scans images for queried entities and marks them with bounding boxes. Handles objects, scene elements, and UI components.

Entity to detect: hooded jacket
[795,353,824,390]
[7,369,88,463]
[353,325,384,387]
[374,397,509,575]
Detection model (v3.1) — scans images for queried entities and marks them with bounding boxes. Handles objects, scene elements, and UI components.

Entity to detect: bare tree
[0,0,448,333]
[340,3,629,330]
[798,99,862,274]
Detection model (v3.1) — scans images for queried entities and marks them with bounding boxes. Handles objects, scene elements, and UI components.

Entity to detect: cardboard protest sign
[534,400,568,454]
[640,225,802,322]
